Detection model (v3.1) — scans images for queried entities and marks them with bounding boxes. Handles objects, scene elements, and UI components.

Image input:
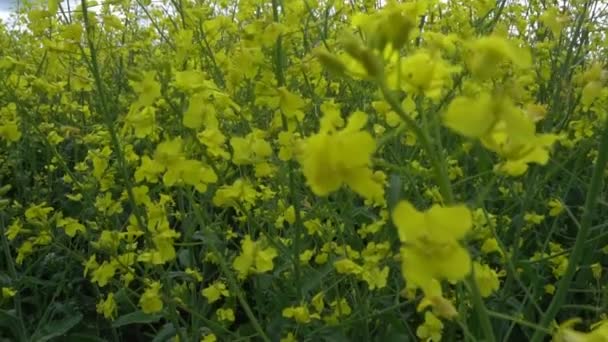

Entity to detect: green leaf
[33,312,83,342]
[152,323,177,342]
[111,310,162,328]
[0,309,21,339]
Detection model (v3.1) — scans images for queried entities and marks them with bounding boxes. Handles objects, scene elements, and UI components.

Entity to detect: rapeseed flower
[392,201,472,292]
[298,111,384,203]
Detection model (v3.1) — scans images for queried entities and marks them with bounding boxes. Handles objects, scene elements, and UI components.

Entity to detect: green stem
[530,108,608,342]
[80,0,147,234]
[379,82,454,203]
[186,191,270,342]
[271,0,303,293]
[487,310,551,333]
[0,216,28,342]
[379,82,494,342]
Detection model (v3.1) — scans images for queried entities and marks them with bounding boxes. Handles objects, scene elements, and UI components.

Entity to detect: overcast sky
[0,0,19,20]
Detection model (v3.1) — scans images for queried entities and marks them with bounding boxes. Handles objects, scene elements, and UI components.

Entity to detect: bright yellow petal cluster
[298,111,384,203]
[444,93,557,176]
[392,201,472,292]
[232,235,278,280]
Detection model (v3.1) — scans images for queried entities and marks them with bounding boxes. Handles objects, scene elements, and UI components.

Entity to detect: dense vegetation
[1,0,608,340]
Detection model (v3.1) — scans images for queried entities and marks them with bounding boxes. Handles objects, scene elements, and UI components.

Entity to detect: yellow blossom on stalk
[553,318,608,342]
[154,137,184,167]
[232,235,278,279]
[96,293,117,320]
[1,287,16,298]
[15,240,33,265]
[202,281,229,303]
[163,159,217,192]
[56,216,86,237]
[91,261,117,287]
[524,212,545,225]
[0,103,21,142]
[135,156,165,183]
[417,311,444,342]
[473,262,500,297]
[139,281,163,314]
[231,131,273,165]
[390,50,459,99]
[5,219,23,241]
[212,178,258,208]
[298,111,384,203]
[417,279,458,319]
[467,35,531,80]
[280,333,297,342]
[282,304,319,324]
[183,93,218,130]
[201,334,217,342]
[444,92,557,176]
[392,201,472,292]
[548,198,565,217]
[323,298,352,325]
[591,263,602,280]
[216,308,235,323]
[131,71,161,107]
[197,128,230,159]
[125,106,156,138]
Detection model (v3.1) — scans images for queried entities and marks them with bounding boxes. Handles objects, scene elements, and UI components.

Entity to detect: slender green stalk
[379,82,454,202]
[186,191,270,342]
[530,109,608,342]
[79,0,147,233]
[271,0,303,293]
[487,310,551,333]
[0,216,28,342]
[379,81,495,342]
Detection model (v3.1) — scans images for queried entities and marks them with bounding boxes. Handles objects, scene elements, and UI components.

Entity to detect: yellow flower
[183,93,218,130]
[163,159,217,192]
[392,201,472,292]
[139,281,163,314]
[473,262,500,297]
[125,106,156,138]
[417,311,444,342]
[96,293,117,320]
[1,287,17,298]
[548,199,565,217]
[417,279,458,320]
[216,308,235,322]
[135,156,165,183]
[56,217,86,237]
[298,111,384,203]
[524,212,545,225]
[200,334,217,342]
[443,92,496,139]
[91,261,117,287]
[212,178,258,208]
[232,235,278,279]
[311,292,325,313]
[334,258,363,275]
[154,137,184,167]
[131,71,161,107]
[202,281,229,303]
[280,332,298,342]
[361,265,389,290]
[5,219,22,241]
[282,305,318,324]
[553,318,608,342]
[391,50,458,99]
[591,263,602,280]
[467,35,531,79]
[230,131,273,165]
[185,268,203,282]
